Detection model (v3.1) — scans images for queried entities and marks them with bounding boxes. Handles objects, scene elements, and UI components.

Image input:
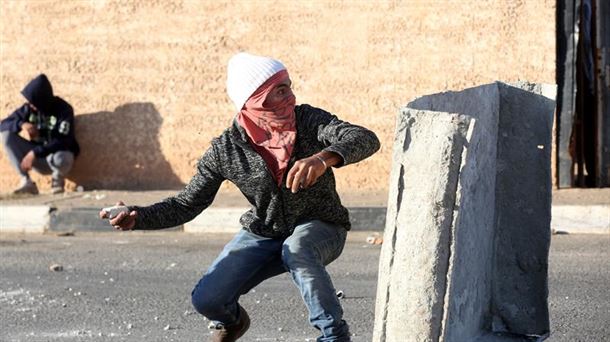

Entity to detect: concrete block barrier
[373,109,472,342]
[374,82,555,341]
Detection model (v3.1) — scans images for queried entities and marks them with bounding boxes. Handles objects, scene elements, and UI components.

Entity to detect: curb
[1,204,607,235]
[183,207,387,233]
[0,205,388,234]
[49,207,138,232]
[185,207,243,233]
[0,205,50,234]
[551,205,610,234]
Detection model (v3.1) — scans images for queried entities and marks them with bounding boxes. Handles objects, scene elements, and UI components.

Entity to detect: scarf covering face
[237,70,296,185]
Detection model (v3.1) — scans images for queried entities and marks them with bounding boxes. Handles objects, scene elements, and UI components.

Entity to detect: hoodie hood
[21,74,55,112]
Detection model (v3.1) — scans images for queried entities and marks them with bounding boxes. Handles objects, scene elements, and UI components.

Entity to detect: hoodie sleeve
[32,103,76,158]
[0,104,30,133]
[129,145,225,230]
[302,105,381,167]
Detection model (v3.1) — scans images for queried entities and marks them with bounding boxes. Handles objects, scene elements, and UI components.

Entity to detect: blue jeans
[191,220,350,341]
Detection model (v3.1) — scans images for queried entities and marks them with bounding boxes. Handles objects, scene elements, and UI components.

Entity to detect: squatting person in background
[0,74,80,195]
[100,52,380,342]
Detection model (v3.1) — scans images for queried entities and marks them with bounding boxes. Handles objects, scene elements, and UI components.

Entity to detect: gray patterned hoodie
[131,104,380,238]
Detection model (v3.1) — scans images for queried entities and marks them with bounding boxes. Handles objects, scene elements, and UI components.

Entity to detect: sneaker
[51,178,65,194]
[210,305,250,342]
[13,181,39,195]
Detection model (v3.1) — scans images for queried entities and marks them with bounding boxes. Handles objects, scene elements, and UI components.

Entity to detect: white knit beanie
[226,52,286,112]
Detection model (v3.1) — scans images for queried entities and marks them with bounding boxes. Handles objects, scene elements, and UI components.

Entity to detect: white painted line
[0,205,50,234]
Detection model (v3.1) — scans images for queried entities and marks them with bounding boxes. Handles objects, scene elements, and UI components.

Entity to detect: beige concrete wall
[0,0,555,194]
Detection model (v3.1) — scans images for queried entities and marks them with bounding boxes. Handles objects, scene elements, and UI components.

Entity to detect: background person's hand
[20,150,35,172]
[99,201,138,231]
[285,155,327,193]
[21,122,39,141]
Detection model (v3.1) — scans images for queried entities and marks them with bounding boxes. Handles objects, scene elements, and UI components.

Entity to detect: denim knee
[191,284,223,317]
[50,151,74,174]
[282,243,320,270]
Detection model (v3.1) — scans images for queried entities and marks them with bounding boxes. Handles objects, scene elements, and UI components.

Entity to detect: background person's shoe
[13,181,39,195]
[210,305,250,342]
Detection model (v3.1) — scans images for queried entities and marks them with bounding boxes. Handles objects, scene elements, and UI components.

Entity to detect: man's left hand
[20,151,35,172]
[286,155,328,193]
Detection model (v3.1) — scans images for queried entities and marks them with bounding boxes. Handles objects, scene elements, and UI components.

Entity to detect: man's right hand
[99,201,138,231]
[21,122,39,141]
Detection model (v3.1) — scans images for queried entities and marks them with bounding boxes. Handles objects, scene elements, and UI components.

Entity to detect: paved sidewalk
[0,188,608,234]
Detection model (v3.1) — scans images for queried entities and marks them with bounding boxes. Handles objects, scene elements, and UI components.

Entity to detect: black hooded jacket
[0,74,80,158]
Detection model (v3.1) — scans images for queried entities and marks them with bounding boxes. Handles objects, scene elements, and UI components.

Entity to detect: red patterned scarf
[237,70,296,185]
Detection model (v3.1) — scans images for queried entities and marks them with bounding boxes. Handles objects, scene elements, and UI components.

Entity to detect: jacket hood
[21,74,54,112]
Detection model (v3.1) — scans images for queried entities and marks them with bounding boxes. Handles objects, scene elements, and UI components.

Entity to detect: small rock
[127,323,133,329]
[49,264,63,272]
[163,325,172,331]
[277,327,283,332]
[366,235,383,245]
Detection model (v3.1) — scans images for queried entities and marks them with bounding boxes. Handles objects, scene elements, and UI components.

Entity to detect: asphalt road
[0,232,608,342]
